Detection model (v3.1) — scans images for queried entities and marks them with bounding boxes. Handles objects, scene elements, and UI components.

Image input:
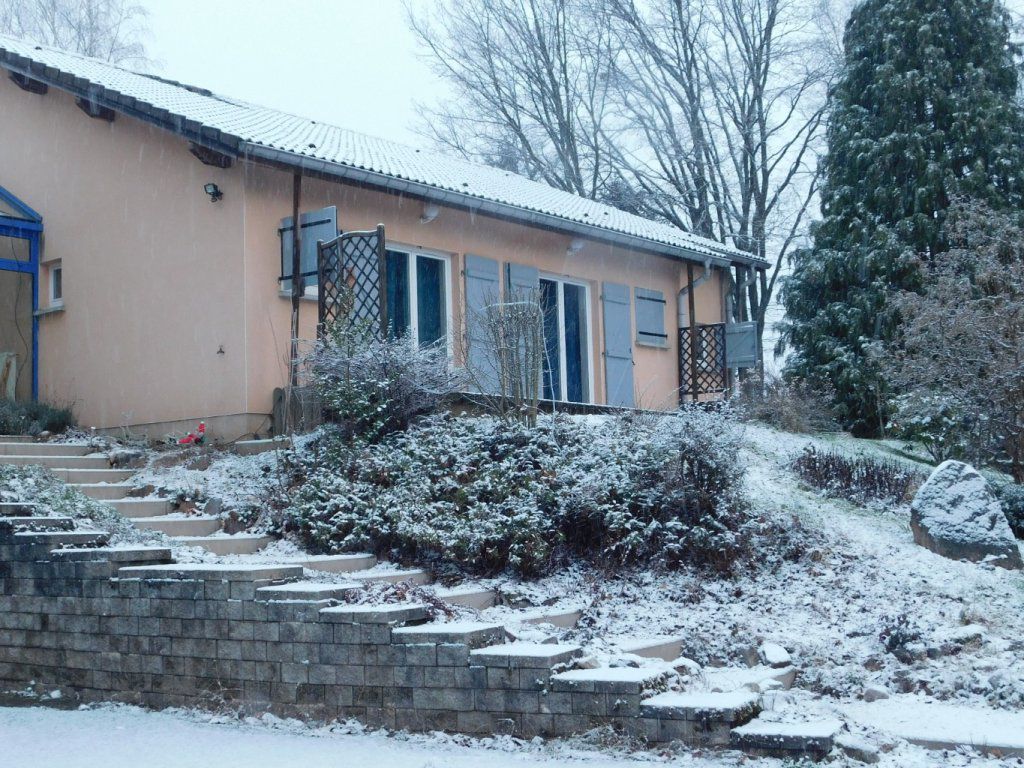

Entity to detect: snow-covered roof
[0,34,765,269]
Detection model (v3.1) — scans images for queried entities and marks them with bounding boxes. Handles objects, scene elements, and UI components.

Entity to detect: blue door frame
[0,185,43,401]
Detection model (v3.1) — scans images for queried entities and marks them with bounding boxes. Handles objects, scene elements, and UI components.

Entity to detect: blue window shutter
[464,254,501,393]
[505,262,539,297]
[602,282,635,408]
[634,287,667,347]
[279,206,337,291]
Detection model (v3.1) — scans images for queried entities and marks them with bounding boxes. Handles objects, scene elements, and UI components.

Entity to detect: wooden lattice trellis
[317,224,387,337]
[679,322,728,397]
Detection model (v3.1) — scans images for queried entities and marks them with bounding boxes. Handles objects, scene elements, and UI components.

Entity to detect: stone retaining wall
[0,531,757,744]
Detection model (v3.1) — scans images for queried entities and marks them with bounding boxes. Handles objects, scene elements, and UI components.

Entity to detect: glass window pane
[0,232,30,262]
[385,250,410,339]
[540,279,561,401]
[416,255,447,347]
[563,282,588,403]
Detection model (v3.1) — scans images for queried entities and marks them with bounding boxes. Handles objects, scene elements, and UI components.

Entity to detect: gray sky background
[143,0,440,148]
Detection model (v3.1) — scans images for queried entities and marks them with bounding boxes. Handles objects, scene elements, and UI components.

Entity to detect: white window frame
[388,244,454,356]
[539,273,594,404]
[48,262,63,307]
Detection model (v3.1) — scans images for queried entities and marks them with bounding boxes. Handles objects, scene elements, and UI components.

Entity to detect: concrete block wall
[0,533,756,744]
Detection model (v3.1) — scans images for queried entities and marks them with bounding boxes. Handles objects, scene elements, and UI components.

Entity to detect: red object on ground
[178,421,206,445]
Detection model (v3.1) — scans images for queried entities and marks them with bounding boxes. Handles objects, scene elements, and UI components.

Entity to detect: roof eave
[243,142,765,270]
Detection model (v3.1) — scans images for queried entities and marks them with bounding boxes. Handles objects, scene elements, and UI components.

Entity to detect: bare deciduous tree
[407,0,835,362]
[407,0,617,199]
[0,0,149,66]
[879,199,1024,481]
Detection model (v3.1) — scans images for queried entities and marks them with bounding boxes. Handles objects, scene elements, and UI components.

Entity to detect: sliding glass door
[540,277,591,403]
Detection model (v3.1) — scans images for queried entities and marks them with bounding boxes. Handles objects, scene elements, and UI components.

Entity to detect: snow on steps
[434,585,497,610]
[71,483,132,500]
[0,454,109,469]
[343,567,430,587]
[615,636,685,662]
[730,718,841,760]
[13,529,110,547]
[256,581,362,601]
[0,442,92,457]
[0,515,76,534]
[103,499,172,518]
[174,534,275,556]
[129,515,222,537]
[50,468,134,484]
[295,554,377,573]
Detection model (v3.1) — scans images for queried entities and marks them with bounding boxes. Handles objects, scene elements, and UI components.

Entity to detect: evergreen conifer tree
[780,0,1024,435]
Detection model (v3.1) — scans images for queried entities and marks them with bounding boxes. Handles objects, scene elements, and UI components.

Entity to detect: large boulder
[910,461,1023,570]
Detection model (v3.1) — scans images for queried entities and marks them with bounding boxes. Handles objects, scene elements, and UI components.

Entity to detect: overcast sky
[143,0,442,148]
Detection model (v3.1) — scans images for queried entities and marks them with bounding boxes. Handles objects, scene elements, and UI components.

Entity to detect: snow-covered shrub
[886,392,975,464]
[307,321,463,442]
[284,407,753,577]
[994,483,1024,538]
[734,372,838,433]
[0,398,74,436]
[792,446,921,506]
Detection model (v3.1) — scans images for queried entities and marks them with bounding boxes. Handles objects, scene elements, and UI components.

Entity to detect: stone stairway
[0,505,839,759]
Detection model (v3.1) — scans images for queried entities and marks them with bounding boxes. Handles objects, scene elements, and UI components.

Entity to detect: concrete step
[130,516,221,537]
[640,691,761,725]
[521,607,582,629]
[117,563,303,582]
[52,469,134,484]
[0,442,92,456]
[0,435,33,442]
[52,545,175,564]
[72,483,132,500]
[105,499,172,518]
[392,622,506,647]
[256,581,361,601]
[13,530,110,547]
[233,438,289,456]
[0,502,40,516]
[320,603,431,625]
[345,567,430,586]
[435,585,498,610]
[173,534,272,555]
[0,454,109,469]
[616,636,685,662]
[470,641,583,668]
[0,516,75,534]
[298,553,378,573]
[730,718,842,761]
[551,666,674,695]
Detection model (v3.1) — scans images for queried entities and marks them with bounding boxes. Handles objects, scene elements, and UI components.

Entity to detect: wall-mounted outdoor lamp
[204,183,223,203]
[566,237,585,256]
[420,202,440,224]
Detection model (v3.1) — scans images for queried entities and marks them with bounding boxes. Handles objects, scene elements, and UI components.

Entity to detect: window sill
[34,304,65,317]
[636,337,669,349]
[278,290,318,304]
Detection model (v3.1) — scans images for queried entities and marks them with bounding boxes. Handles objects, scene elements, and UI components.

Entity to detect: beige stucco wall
[241,166,726,414]
[0,74,247,435]
[0,72,727,437]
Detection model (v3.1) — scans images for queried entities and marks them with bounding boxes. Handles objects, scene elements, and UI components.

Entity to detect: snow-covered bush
[994,483,1024,539]
[792,446,921,506]
[307,321,463,442]
[284,407,753,577]
[734,372,838,434]
[0,398,74,436]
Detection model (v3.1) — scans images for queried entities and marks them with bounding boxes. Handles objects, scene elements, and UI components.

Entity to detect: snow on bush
[307,322,463,442]
[283,406,754,578]
[791,445,922,507]
[0,399,74,436]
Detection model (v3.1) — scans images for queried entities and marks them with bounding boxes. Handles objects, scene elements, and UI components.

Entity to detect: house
[0,34,766,440]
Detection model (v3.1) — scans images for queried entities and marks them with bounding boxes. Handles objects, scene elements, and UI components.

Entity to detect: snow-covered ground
[0,704,726,768]
[6,419,1024,765]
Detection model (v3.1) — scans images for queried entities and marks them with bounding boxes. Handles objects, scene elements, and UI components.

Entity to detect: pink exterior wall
[0,73,727,438]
